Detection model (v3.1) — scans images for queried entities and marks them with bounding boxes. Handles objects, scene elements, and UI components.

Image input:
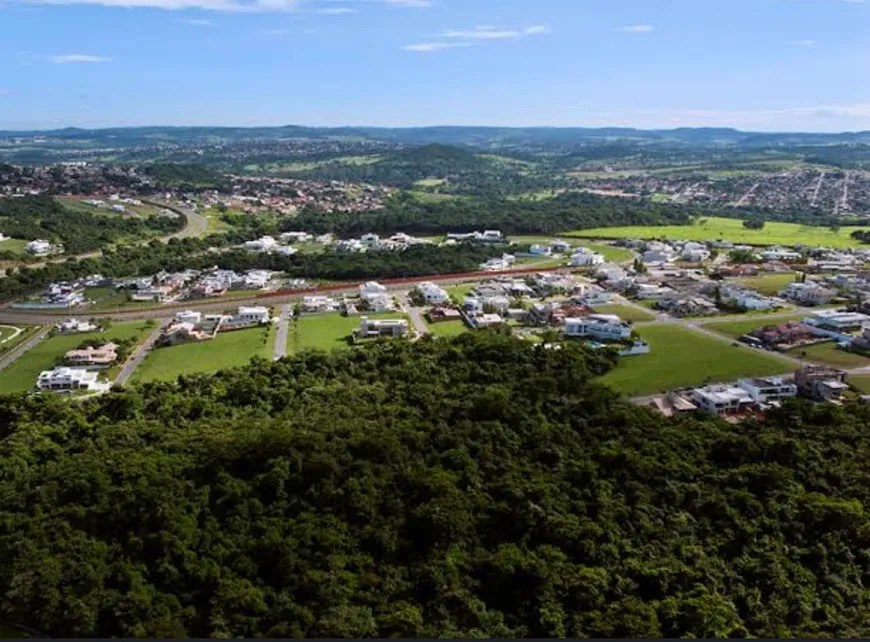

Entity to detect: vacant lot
[700,314,808,338]
[132,325,274,384]
[287,312,411,353]
[788,342,870,370]
[446,283,477,303]
[428,320,468,338]
[734,273,799,295]
[592,304,656,323]
[509,236,634,263]
[569,216,870,248]
[598,325,794,396]
[0,238,29,255]
[0,320,153,393]
[848,374,870,393]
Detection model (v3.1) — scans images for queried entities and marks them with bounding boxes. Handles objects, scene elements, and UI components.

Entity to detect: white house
[469,313,504,328]
[360,281,387,296]
[302,295,338,313]
[55,318,98,334]
[417,282,449,305]
[26,239,52,255]
[280,231,312,244]
[359,316,408,338]
[642,250,672,264]
[364,293,395,312]
[805,309,870,331]
[481,230,503,242]
[176,310,203,325]
[781,282,836,305]
[244,236,278,252]
[564,314,633,342]
[274,246,298,256]
[570,248,605,267]
[635,284,676,300]
[680,243,711,262]
[692,385,756,416]
[761,247,802,262]
[737,377,798,405]
[360,233,380,246]
[529,244,553,256]
[36,367,105,392]
[595,264,627,282]
[244,270,272,289]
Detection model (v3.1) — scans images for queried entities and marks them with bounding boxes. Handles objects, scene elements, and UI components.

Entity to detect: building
[737,376,798,405]
[427,307,463,323]
[274,246,298,256]
[469,313,504,328]
[36,367,104,392]
[780,282,836,306]
[163,322,212,345]
[794,365,849,402]
[280,231,312,243]
[176,310,203,325]
[26,239,52,255]
[358,316,408,338]
[570,249,605,267]
[360,233,380,246]
[692,385,756,416]
[55,318,98,334]
[417,282,449,305]
[360,281,387,296]
[564,314,633,342]
[529,244,553,256]
[64,342,119,366]
[642,250,672,264]
[231,306,271,326]
[635,284,676,300]
[761,247,802,262]
[805,309,870,331]
[301,295,338,313]
[244,236,278,252]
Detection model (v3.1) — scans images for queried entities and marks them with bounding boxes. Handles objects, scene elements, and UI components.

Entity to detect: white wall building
[781,282,836,305]
[564,314,633,342]
[359,316,408,337]
[55,318,97,334]
[417,282,449,305]
[692,385,756,416]
[176,310,203,325]
[36,367,104,392]
[302,295,338,313]
[737,377,798,405]
[570,248,605,267]
[26,239,52,255]
[244,236,278,252]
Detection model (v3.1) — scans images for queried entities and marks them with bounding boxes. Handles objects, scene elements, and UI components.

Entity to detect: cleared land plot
[593,304,656,322]
[428,320,469,338]
[0,320,153,394]
[788,342,870,369]
[700,314,809,339]
[414,178,447,188]
[598,325,794,396]
[132,325,274,384]
[0,238,29,255]
[446,283,477,303]
[287,312,411,353]
[848,374,870,393]
[734,273,799,295]
[509,236,635,262]
[568,217,870,248]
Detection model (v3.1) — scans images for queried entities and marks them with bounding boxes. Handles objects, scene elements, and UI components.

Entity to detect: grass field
[428,320,469,337]
[598,325,794,396]
[414,178,447,188]
[848,374,870,394]
[132,325,273,383]
[407,191,463,203]
[788,342,870,369]
[568,216,870,248]
[592,304,657,322]
[445,283,477,303]
[734,273,799,295]
[0,238,29,255]
[700,314,808,338]
[508,236,635,263]
[0,321,153,393]
[287,312,411,353]
[0,326,19,343]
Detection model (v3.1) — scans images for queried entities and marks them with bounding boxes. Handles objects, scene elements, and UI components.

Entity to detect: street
[273,304,291,360]
[113,320,170,386]
[0,327,50,374]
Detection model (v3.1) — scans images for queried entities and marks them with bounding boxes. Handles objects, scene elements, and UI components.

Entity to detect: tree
[742,217,765,230]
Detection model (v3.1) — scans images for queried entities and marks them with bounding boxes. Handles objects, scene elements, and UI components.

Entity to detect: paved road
[396,291,430,336]
[113,320,169,386]
[273,304,291,361]
[0,326,50,373]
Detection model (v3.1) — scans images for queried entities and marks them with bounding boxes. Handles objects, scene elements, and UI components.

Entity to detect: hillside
[3,333,870,637]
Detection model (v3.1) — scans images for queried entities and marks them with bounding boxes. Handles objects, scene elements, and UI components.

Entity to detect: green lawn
[734,273,799,295]
[428,320,469,337]
[414,178,447,187]
[0,326,19,343]
[0,321,153,393]
[592,304,656,322]
[132,325,273,383]
[287,312,411,353]
[0,238,29,255]
[700,314,809,338]
[568,216,870,248]
[598,325,794,396]
[788,342,870,370]
[848,374,870,394]
[508,236,634,263]
[446,283,477,303]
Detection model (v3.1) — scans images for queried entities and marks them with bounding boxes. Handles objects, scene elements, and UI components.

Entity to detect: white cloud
[439,24,551,40]
[27,0,293,12]
[50,54,111,63]
[617,24,654,33]
[260,27,289,34]
[383,0,432,6]
[179,17,212,23]
[317,6,355,13]
[786,39,816,45]
[403,42,471,52]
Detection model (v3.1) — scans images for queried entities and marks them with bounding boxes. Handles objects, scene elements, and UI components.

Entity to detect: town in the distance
[3,125,870,422]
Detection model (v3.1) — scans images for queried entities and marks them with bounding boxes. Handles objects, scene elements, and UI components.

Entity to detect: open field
[734,273,799,295]
[699,314,808,338]
[202,207,235,234]
[788,342,870,369]
[592,304,656,322]
[598,325,794,396]
[0,238,29,255]
[428,320,469,338]
[407,190,464,203]
[446,283,477,303]
[414,178,447,188]
[848,374,870,394]
[0,320,153,394]
[287,312,411,353]
[132,325,273,384]
[508,236,635,262]
[568,216,870,248]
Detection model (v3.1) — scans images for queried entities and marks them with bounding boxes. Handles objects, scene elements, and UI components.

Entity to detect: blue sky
[0,0,868,131]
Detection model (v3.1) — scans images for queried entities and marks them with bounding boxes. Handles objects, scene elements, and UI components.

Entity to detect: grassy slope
[288,312,411,353]
[569,216,870,248]
[428,320,469,338]
[598,325,794,396]
[788,342,870,369]
[132,325,273,383]
[0,321,153,393]
[701,314,809,338]
[734,273,799,295]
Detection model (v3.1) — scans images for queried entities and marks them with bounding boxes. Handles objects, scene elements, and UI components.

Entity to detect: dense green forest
[289,190,697,237]
[3,333,870,637]
[0,196,183,257]
[141,164,228,190]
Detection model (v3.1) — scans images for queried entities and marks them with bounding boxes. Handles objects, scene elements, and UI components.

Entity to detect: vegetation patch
[733,272,799,295]
[599,324,794,396]
[428,319,468,337]
[287,312,410,353]
[700,314,808,338]
[788,341,870,370]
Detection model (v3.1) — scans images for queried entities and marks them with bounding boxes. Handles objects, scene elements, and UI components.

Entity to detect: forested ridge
[3,333,870,637]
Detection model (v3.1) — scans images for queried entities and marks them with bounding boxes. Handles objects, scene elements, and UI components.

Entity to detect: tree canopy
[1,333,870,637]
